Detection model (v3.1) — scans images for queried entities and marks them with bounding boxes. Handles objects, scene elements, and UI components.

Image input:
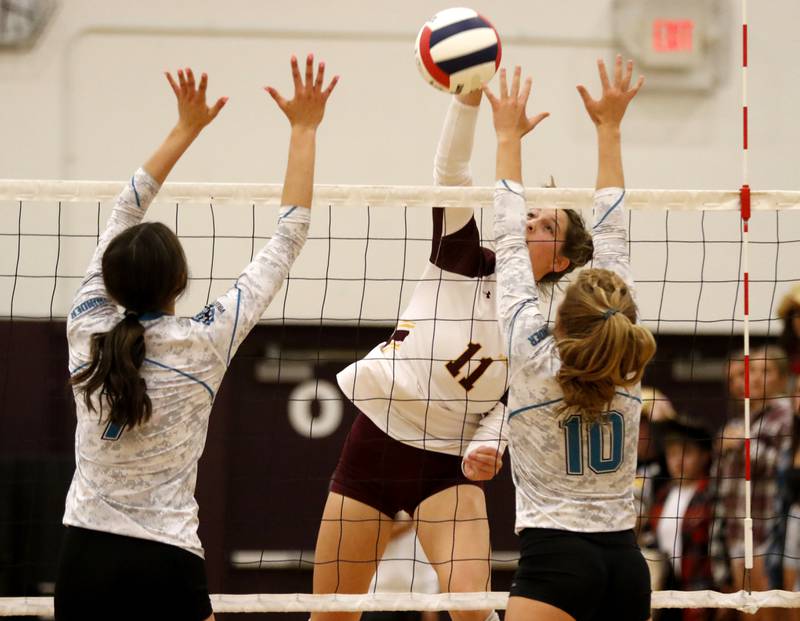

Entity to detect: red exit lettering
[652,19,694,52]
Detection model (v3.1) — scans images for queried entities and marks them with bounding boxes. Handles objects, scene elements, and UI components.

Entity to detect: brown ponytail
[72,312,151,427]
[70,222,187,429]
[556,268,656,421]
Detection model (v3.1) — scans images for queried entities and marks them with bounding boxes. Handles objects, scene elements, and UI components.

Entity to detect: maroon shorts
[330,414,482,517]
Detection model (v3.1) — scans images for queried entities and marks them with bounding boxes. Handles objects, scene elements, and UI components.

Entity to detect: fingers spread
[499,67,508,98]
[322,74,339,100]
[186,68,196,92]
[209,96,228,120]
[481,83,499,106]
[265,86,287,111]
[597,59,610,91]
[510,65,521,98]
[314,61,325,91]
[613,54,623,86]
[304,54,314,88]
[621,59,633,91]
[165,72,180,97]
[290,55,302,91]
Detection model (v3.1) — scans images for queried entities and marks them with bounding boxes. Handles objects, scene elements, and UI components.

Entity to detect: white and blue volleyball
[415,7,502,94]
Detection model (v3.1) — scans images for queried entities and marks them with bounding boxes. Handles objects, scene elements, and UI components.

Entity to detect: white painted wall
[1,1,799,333]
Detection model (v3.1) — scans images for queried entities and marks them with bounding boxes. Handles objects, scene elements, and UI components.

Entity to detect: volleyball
[414,7,502,94]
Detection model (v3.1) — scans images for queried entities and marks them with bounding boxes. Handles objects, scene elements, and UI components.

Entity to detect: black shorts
[510,528,651,621]
[55,526,212,621]
[330,413,482,517]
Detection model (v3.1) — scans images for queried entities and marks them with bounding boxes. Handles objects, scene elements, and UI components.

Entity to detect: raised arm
[200,55,338,364]
[483,68,551,362]
[577,56,643,291]
[429,90,488,273]
[68,69,225,328]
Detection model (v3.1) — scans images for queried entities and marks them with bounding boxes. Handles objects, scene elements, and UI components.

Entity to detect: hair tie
[124,310,140,320]
[602,308,619,320]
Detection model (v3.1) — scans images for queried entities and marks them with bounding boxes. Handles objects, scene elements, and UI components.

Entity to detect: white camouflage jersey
[494,180,642,533]
[64,168,309,557]
[338,99,508,457]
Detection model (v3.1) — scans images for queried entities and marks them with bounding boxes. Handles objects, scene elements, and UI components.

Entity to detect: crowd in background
[634,285,800,620]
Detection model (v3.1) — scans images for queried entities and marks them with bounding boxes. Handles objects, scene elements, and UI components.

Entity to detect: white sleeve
[67,168,160,333]
[463,398,508,459]
[591,187,634,297]
[434,98,480,235]
[493,180,549,372]
[195,205,310,365]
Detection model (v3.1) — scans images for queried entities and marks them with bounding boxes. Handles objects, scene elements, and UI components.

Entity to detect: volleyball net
[1,181,800,616]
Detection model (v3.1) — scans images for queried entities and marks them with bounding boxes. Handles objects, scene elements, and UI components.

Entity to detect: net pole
[739,0,754,591]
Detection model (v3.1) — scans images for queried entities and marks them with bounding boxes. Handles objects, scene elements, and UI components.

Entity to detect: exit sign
[652,19,694,52]
[613,0,723,91]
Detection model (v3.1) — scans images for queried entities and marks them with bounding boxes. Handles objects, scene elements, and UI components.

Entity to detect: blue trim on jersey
[143,358,214,399]
[69,362,89,376]
[102,420,125,441]
[507,300,534,357]
[225,284,242,366]
[509,397,564,420]
[279,206,297,221]
[70,296,109,320]
[615,390,642,403]
[501,179,524,197]
[593,190,625,229]
[131,175,141,208]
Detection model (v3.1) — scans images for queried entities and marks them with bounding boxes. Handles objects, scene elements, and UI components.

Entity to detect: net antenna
[739,0,754,593]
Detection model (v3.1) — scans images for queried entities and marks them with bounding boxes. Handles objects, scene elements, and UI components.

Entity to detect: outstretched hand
[482,66,549,141]
[165,68,227,134]
[266,55,339,130]
[577,55,643,129]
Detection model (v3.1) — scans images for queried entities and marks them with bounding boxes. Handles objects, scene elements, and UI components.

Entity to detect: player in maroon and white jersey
[311,89,594,621]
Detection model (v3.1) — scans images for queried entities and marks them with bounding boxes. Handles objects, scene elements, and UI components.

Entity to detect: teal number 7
[562,411,624,475]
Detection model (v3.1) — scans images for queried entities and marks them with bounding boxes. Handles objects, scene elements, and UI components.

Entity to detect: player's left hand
[462,446,503,481]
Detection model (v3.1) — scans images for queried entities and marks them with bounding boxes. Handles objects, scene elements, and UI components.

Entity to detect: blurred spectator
[648,415,715,621]
[778,285,800,414]
[636,387,674,537]
[711,346,793,621]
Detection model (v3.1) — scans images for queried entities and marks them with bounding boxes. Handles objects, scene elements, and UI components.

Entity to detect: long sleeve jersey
[337,99,508,457]
[494,180,643,533]
[64,168,310,557]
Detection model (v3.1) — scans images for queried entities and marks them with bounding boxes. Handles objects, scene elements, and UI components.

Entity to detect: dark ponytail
[72,312,151,427]
[71,222,187,429]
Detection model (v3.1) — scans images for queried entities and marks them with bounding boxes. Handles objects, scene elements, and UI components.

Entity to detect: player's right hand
[462,446,504,481]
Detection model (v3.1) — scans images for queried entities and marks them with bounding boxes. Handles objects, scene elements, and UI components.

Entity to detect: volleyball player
[485,56,655,621]
[311,82,593,621]
[54,56,337,621]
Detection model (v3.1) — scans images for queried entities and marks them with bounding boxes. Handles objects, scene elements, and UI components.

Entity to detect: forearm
[143,124,202,185]
[281,127,316,208]
[433,97,480,186]
[595,125,623,190]
[495,136,522,184]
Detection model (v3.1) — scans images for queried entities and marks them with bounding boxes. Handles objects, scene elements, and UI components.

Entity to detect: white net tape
[0,179,799,210]
[3,590,800,616]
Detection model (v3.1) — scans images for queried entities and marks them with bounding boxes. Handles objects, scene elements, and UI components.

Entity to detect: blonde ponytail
[556,269,656,421]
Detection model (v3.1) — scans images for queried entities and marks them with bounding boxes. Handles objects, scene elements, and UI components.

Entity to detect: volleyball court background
[2,0,800,618]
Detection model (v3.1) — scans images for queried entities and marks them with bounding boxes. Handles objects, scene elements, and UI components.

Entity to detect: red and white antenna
[740,0,754,592]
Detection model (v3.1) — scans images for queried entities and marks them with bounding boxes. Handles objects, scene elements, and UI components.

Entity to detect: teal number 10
[562,411,624,475]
